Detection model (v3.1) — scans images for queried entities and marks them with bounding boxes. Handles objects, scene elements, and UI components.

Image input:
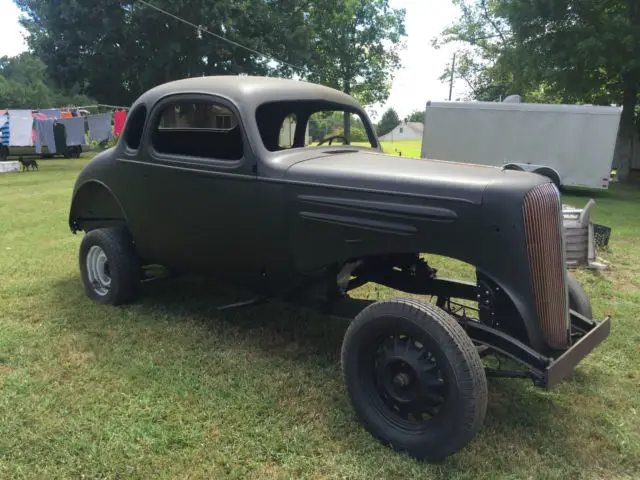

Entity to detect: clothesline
[74,104,131,111]
[1,107,128,150]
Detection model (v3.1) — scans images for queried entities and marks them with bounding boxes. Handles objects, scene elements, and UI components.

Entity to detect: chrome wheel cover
[86,245,111,296]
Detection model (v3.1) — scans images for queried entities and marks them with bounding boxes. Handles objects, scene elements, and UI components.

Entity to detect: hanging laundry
[113,110,127,136]
[87,114,113,142]
[40,109,62,119]
[8,110,34,146]
[53,122,67,153]
[31,113,46,144]
[35,119,56,154]
[57,117,86,146]
[1,114,9,146]
[60,111,73,119]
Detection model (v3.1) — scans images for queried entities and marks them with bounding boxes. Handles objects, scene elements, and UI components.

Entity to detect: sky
[0,0,465,119]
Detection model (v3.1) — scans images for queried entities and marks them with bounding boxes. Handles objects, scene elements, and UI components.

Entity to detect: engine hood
[284,150,545,205]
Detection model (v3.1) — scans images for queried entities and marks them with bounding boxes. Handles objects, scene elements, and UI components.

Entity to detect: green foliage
[303,0,406,106]
[407,110,424,123]
[16,0,406,110]
[14,0,312,104]
[0,53,94,109]
[330,126,369,142]
[376,107,399,136]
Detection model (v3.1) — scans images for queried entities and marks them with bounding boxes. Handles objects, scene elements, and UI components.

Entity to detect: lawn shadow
[53,273,350,368]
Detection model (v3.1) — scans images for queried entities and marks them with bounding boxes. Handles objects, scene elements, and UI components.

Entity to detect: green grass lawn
[350,139,422,158]
[1,157,639,479]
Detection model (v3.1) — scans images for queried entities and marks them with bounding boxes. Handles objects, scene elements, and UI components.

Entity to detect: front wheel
[341,298,488,461]
[79,227,141,305]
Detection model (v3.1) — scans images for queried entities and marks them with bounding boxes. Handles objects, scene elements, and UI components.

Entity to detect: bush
[331,126,369,142]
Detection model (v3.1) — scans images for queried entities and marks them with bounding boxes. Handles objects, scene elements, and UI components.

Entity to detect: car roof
[132,75,363,111]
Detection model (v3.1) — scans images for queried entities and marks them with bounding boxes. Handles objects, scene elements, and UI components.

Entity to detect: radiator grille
[523,183,569,350]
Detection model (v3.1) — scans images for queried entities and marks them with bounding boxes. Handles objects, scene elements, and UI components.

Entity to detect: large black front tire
[341,298,488,461]
[79,227,141,305]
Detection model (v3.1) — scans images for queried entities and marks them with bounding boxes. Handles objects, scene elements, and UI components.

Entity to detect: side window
[152,100,243,160]
[124,105,147,150]
[278,114,297,148]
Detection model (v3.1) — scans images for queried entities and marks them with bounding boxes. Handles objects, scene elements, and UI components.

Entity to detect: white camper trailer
[420,100,622,189]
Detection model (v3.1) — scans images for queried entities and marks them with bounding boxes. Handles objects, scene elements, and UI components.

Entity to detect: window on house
[399,127,403,133]
[152,100,243,160]
[124,105,147,150]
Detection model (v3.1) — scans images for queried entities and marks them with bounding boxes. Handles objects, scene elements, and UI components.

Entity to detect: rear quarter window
[151,101,243,161]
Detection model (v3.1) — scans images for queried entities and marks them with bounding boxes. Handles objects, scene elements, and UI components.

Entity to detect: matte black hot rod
[69,76,610,461]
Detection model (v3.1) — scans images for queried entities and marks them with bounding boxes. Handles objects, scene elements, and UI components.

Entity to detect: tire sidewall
[342,300,486,460]
[79,228,137,305]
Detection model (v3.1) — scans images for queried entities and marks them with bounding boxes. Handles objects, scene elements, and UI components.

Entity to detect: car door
[126,94,261,284]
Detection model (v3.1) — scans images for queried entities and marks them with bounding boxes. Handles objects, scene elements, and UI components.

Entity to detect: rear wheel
[79,227,141,305]
[341,298,487,461]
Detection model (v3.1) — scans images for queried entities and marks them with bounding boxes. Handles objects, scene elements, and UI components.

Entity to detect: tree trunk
[343,79,351,144]
[615,73,638,183]
[616,0,640,183]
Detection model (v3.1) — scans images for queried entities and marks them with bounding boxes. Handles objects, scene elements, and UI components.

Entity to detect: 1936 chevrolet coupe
[68,76,610,461]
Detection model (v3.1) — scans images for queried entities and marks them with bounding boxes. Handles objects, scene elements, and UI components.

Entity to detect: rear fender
[69,180,129,233]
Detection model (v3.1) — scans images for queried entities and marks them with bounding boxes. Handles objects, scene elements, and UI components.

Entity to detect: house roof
[402,122,424,133]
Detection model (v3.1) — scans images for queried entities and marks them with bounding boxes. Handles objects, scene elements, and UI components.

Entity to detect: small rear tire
[79,227,141,305]
[341,298,488,461]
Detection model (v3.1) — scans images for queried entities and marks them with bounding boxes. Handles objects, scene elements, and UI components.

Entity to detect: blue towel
[0,115,9,146]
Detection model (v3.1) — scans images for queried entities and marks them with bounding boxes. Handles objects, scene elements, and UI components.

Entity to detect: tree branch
[480,0,507,46]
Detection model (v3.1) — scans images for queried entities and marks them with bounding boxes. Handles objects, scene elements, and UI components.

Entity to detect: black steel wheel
[79,227,141,305]
[341,298,487,461]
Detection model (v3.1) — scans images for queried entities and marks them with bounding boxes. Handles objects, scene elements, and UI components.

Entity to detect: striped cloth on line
[1,115,9,146]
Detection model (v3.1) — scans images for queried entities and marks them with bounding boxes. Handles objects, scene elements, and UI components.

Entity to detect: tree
[0,53,93,109]
[498,0,640,182]
[376,107,399,136]
[437,0,640,182]
[407,110,424,123]
[15,0,314,104]
[298,0,406,140]
[16,0,406,127]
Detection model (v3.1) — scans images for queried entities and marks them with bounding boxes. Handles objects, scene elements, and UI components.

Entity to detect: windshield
[255,100,377,152]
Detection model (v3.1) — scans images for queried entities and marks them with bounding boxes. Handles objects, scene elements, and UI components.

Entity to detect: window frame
[255,100,380,153]
[122,104,147,154]
[146,93,249,169]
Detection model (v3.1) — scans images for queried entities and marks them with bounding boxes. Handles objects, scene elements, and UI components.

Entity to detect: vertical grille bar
[523,183,569,350]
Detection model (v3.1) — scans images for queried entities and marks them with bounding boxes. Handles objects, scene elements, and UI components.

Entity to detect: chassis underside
[288,253,611,388]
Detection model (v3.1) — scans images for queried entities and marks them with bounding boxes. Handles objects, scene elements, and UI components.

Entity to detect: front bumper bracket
[543,314,611,388]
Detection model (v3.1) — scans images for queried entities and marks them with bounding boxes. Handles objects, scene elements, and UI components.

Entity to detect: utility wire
[137,0,308,74]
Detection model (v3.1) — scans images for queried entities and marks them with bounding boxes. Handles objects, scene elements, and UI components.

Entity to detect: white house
[379,120,423,141]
